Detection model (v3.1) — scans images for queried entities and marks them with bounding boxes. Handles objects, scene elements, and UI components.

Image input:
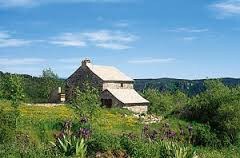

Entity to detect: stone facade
[102,82,133,90]
[66,60,103,100]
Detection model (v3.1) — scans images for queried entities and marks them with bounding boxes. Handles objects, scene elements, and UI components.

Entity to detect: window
[121,83,124,87]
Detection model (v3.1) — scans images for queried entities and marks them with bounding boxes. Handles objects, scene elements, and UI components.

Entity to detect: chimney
[81,58,92,67]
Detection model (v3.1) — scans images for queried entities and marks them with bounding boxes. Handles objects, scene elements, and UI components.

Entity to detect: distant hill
[134,78,240,96]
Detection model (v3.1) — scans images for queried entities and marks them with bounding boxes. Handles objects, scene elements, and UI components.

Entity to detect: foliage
[160,141,198,158]
[40,68,63,102]
[144,89,188,116]
[87,132,121,155]
[191,123,219,147]
[71,82,101,119]
[50,119,89,157]
[120,135,197,158]
[0,74,24,108]
[181,80,240,146]
[0,70,64,103]
[51,135,86,157]
[42,68,58,79]
[0,108,16,144]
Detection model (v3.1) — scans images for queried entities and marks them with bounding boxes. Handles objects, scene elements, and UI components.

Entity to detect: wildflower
[80,116,88,124]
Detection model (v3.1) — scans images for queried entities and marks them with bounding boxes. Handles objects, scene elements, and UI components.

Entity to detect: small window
[121,83,124,87]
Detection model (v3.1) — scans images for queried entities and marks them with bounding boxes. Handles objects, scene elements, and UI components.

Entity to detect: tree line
[0,68,64,103]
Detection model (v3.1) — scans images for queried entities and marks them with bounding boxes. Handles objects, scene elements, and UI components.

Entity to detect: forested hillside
[135,78,240,96]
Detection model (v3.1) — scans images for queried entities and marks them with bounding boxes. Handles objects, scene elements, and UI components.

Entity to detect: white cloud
[50,33,86,47]
[211,0,240,17]
[0,31,31,47]
[96,43,131,50]
[0,58,45,66]
[0,0,130,8]
[168,27,209,33]
[82,30,137,42]
[51,30,137,50]
[128,58,176,64]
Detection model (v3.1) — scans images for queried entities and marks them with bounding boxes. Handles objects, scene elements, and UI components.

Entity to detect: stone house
[66,59,149,113]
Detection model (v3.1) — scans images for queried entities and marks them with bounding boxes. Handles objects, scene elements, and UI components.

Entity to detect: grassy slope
[17,103,143,143]
[1,100,239,158]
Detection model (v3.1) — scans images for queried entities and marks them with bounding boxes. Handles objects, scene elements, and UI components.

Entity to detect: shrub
[181,80,240,146]
[144,89,188,116]
[191,123,220,147]
[71,82,101,120]
[87,132,121,155]
[0,109,16,144]
[120,135,162,158]
[159,141,198,158]
[120,135,197,158]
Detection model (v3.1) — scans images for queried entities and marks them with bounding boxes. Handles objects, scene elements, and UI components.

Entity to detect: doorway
[101,99,112,108]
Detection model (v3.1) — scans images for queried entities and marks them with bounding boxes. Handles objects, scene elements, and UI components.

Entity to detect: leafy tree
[0,74,24,108]
[42,68,58,79]
[71,82,101,120]
[40,68,61,102]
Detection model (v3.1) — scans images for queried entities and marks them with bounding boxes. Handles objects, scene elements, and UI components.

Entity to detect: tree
[42,68,58,79]
[71,82,101,120]
[40,68,61,102]
[0,74,24,108]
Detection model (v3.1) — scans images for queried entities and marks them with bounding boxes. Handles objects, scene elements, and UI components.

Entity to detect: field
[1,100,240,157]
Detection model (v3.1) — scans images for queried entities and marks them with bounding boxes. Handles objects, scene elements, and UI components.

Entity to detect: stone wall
[123,105,148,114]
[102,82,133,90]
[66,65,103,101]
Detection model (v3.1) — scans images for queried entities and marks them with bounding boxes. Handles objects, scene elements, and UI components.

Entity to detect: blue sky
[0,0,240,79]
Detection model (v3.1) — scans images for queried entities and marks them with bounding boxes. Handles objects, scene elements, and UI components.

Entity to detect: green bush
[181,80,240,146]
[87,132,121,155]
[191,123,220,147]
[120,135,197,158]
[71,82,101,120]
[144,89,188,116]
[0,109,16,144]
[120,135,162,158]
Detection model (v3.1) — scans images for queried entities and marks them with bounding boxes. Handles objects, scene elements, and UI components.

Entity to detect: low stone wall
[26,103,65,107]
[123,105,148,114]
